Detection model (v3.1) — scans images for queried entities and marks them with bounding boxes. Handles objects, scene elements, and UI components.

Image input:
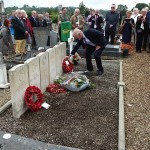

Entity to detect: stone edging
[118,60,125,150]
[0,100,12,115]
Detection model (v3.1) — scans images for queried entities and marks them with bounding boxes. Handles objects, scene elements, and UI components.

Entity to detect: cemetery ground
[0,50,150,150]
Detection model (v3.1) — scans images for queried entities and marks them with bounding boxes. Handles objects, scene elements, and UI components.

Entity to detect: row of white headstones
[9,42,66,118]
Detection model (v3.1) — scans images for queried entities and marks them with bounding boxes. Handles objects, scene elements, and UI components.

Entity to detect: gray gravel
[0,60,119,150]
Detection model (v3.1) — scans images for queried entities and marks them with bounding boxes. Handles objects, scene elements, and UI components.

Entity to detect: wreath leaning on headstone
[24,86,44,112]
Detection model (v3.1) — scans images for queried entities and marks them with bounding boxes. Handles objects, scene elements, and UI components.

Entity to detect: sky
[3,0,148,10]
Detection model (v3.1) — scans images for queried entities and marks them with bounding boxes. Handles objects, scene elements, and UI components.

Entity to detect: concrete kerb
[0,100,12,115]
[118,60,125,150]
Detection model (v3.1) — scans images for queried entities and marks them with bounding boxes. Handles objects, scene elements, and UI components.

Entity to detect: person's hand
[96,45,101,50]
[109,24,113,28]
[58,21,61,25]
[25,31,28,35]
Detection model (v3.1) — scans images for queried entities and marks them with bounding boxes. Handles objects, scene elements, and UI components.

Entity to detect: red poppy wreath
[24,86,44,112]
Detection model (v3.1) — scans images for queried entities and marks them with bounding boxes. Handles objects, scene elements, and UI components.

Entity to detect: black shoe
[95,70,104,76]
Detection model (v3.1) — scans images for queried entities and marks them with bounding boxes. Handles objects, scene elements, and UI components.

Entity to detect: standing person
[88,9,103,32]
[121,11,134,44]
[21,10,33,45]
[45,12,53,30]
[105,4,119,44]
[29,10,39,49]
[143,7,150,52]
[131,8,141,44]
[71,28,107,75]
[0,19,12,59]
[29,10,39,27]
[70,8,85,30]
[136,9,147,53]
[58,7,70,42]
[38,14,47,27]
[12,9,28,56]
[9,10,16,50]
[87,9,95,27]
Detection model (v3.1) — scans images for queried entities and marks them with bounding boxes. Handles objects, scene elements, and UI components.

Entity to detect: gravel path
[0,60,119,150]
[123,51,150,150]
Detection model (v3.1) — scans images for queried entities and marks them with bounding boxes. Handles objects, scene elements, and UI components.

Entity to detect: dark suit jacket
[71,28,107,55]
[89,15,103,31]
[11,16,26,40]
[105,11,119,31]
[29,16,39,27]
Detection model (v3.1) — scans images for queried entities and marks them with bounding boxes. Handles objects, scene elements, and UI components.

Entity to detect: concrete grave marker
[24,57,40,89]
[50,30,58,47]
[36,52,49,93]
[46,48,57,83]
[9,64,29,118]
[33,27,50,49]
[54,45,62,76]
[60,42,66,61]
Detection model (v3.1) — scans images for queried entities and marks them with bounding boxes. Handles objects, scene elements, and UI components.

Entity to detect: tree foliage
[135,3,149,11]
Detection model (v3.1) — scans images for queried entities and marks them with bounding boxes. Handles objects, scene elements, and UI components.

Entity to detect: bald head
[73,28,83,40]
[133,8,139,15]
[74,8,80,16]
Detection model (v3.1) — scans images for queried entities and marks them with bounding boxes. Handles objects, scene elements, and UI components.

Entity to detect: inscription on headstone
[9,64,29,118]
[33,27,50,48]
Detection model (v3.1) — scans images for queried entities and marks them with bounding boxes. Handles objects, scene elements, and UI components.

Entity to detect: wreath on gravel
[62,57,73,73]
[47,83,66,94]
[24,86,44,112]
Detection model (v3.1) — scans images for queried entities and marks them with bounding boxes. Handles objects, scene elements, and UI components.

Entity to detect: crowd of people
[0,4,150,61]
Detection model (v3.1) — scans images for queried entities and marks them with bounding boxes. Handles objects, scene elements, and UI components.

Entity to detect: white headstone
[60,42,66,61]
[9,64,29,118]
[24,57,41,89]
[36,52,49,93]
[0,64,7,85]
[54,45,62,76]
[46,48,57,83]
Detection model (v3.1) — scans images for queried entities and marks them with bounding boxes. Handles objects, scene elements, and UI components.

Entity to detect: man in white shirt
[131,8,141,44]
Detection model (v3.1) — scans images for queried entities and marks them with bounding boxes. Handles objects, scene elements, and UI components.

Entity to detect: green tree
[135,3,149,10]
[117,4,128,17]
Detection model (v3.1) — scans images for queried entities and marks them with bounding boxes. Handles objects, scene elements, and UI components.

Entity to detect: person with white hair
[136,8,148,53]
[11,9,28,56]
[71,28,107,76]
[70,8,85,30]
[45,12,52,30]
[131,8,141,44]
[29,10,39,27]
[21,10,33,44]
[38,14,47,27]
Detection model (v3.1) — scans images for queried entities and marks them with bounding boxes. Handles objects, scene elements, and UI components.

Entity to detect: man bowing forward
[71,28,107,76]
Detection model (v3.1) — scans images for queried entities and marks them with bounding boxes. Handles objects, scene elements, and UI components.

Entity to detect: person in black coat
[38,14,47,27]
[88,9,103,32]
[11,9,28,55]
[105,4,119,44]
[29,10,39,27]
[71,28,107,75]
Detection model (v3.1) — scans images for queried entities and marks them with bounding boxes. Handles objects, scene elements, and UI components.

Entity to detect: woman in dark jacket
[0,19,12,59]
[121,11,134,44]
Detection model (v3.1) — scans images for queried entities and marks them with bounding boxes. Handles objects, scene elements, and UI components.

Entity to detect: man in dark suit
[71,28,107,75]
[12,9,28,56]
[105,4,119,44]
[29,10,39,27]
[29,10,39,49]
